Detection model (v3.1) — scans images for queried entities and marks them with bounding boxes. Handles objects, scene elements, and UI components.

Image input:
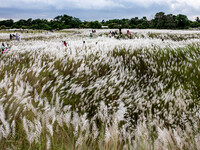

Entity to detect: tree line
[0,12,200,30]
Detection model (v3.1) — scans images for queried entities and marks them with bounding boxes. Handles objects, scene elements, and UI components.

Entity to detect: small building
[102,26,108,29]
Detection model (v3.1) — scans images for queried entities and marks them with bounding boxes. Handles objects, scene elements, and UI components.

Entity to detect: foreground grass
[0,36,200,149]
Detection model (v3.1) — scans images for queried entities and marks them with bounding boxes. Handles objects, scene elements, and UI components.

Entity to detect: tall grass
[0,30,200,149]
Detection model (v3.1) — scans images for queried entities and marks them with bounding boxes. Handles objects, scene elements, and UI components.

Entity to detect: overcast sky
[0,0,199,21]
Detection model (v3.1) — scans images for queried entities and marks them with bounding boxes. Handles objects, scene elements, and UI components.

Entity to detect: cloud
[0,0,200,20]
[0,0,124,10]
[121,0,200,8]
[1,0,200,12]
[60,0,124,10]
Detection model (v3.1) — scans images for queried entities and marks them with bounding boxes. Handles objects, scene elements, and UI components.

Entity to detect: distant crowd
[10,33,21,41]
[108,29,134,39]
[1,29,142,56]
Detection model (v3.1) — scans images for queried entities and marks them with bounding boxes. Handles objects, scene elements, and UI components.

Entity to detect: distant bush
[0,25,7,30]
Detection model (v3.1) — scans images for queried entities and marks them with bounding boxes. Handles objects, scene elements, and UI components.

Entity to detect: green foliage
[0,12,199,29]
[108,23,119,29]
[176,14,190,29]
[153,12,166,29]
[0,25,7,30]
[88,21,102,29]
[0,19,13,27]
[190,21,200,28]
[136,22,148,29]
[150,12,191,29]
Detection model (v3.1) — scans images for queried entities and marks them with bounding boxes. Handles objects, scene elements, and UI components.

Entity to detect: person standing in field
[64,41,66,46]
[15,33,18,40]
[10,34,12,40]
[18,35,21,41]
[130,34,132,39]
[63,41,67,46]
[119,26,122,35]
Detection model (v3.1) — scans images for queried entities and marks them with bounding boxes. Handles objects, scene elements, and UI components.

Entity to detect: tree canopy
[0,12,199,30]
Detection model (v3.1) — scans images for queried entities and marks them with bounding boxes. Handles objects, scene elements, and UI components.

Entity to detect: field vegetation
[0,29,200,149]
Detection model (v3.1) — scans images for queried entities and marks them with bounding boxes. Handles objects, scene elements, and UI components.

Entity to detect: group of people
[10,33,21,41]
[109,29,134,39]
[89,30,97,38]
[109,30,118,38]
[92,30,96,33]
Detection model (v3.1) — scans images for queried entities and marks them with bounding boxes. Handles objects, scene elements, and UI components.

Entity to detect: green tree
[101,20,105,25]
[153,12,166,29]
[0,19,14,28]
[26,18,32,26]
[176,14,190,29]
[0,25,7,30]
[108,23,118,29]
[165,14,177,29]
[88,21,102,29]
[190,21,200,28]
[0,12,196,30]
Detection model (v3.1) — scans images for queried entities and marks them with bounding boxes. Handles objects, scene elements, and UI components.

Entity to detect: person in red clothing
[63,41,67,46]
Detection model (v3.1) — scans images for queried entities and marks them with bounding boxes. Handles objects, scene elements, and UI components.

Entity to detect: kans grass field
[0,29,200,150]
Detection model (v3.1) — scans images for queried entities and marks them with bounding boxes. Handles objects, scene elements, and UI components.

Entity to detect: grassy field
[0,29,200,150]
